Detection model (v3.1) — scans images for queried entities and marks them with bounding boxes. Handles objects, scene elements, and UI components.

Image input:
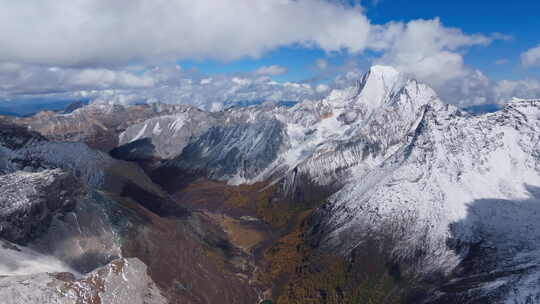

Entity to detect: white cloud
[0,0,370,66]
[231,77,252,86]
[373,18,492,86]
[332,70,363,88]
[521,44,540,68]
[0,63,154,94]
[87,74,320,111]
[0,1,537,108]
[495,59,509,65]
[254,65,288,76]
[69,69,155,88]
[1,63,323,111]
[367,18,519,106]
[494,78,540,103]
[315,83,330,93]
[316,59,329,70]
[200,78,213,85]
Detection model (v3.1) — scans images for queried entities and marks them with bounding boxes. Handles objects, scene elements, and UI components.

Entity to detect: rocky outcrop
[0,122,48,174]
[0,170,81,244]
[0,169,163,303]
[0,258,167,304]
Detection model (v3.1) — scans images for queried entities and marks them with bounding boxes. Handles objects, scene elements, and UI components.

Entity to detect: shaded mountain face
[2,65,540,304]
[0,121,263,304]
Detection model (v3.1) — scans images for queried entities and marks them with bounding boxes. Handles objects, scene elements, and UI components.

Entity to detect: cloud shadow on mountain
[432,184,540,303]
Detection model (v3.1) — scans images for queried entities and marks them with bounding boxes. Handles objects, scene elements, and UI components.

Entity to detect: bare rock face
[0,168,260,304]
[0,258,167,304]
[0,122,48,174]
[0,169,128,273]
[0,122,47,150]
[0,170,166,304]
[0,170,81,244]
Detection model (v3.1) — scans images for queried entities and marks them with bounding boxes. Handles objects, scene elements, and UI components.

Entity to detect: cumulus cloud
[521,45,540,68]
[0,1,538,108]
[0,60,326,111]
[87,75,319,111]
[254,65,288,76]
[494,78,540,103]
[366,18,523,106]
[315,83,330,93]
[0,63,154,95]
[372,19,492,86]
[2,64,322,111]
[0,0,370,66]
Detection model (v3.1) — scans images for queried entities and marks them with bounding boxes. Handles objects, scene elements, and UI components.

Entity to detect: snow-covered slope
[312,98,540,302]
[117,105,220,159]
[121,65,437,188]
[0,239,77,276]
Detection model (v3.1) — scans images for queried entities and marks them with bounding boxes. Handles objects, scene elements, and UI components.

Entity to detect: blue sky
[180,0,540,83]
[1,0,539,110]
[365,0,540,81]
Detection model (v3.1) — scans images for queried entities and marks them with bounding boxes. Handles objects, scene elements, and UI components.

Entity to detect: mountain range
[1,65,539,304]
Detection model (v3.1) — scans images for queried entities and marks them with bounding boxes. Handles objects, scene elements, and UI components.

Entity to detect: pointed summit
[353,65,407,110]
[347,65,444,117]
[367,65,401,79]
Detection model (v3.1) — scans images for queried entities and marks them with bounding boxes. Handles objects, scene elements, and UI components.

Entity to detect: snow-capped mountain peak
[352,65,406,109]
[322,65,405,109]
[117,65,444,186]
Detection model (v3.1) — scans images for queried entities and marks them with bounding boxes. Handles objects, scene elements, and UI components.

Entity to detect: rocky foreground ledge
[0,257,166,304]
